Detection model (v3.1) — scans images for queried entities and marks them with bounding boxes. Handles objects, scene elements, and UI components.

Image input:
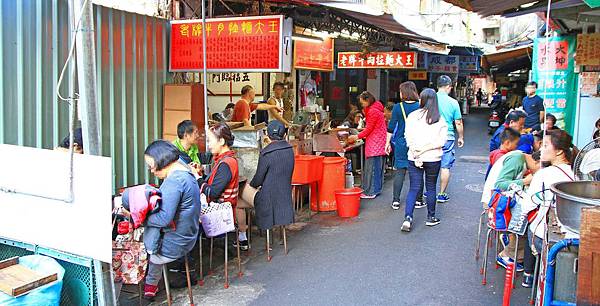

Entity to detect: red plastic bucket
[335,188,362,218]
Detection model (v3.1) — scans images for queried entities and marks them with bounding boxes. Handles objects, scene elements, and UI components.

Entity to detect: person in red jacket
[348,91,388,199]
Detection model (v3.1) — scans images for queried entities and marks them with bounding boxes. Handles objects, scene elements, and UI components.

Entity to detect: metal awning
[483,45,533,73]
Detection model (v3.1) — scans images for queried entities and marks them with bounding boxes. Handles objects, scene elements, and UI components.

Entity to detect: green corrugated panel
[0,0,170,189]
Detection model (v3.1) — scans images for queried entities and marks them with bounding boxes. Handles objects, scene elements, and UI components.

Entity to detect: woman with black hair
[401,88,448,232]
[518,129,576,287]
[142,140,201,299]
[197,123,242,245]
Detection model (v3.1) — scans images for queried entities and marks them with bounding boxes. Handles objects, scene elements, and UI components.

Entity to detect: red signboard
[408,70,427,80]
[337,52,417,69]
[170,16,288,72]
[294,37,334,71]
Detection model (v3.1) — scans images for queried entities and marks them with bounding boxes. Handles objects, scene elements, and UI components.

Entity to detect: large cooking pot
[550,181,600,234]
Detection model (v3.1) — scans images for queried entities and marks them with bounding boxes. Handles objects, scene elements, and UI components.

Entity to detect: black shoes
[425,216,441,227]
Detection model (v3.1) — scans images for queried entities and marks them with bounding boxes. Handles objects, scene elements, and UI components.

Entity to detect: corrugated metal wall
[0,0,171,188]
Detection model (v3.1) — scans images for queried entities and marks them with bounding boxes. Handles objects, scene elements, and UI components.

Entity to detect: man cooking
[231,85,282,126]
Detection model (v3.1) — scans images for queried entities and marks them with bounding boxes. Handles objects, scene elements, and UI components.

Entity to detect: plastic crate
[0,238,98,305]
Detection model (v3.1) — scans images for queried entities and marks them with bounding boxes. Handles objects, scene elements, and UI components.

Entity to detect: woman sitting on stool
[141,140,201,299]
[236,120,295,249]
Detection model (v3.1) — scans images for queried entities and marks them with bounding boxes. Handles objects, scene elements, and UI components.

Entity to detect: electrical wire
[56,0,90,103]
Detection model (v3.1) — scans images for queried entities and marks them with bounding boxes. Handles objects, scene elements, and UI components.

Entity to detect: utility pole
[72,0,101,156]
[69,0,113,304]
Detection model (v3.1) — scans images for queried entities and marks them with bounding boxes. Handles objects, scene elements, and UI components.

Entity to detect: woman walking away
[142,140,201,299]
[348,91,388,199]
[386,81,421,210]
[402,88,448,232]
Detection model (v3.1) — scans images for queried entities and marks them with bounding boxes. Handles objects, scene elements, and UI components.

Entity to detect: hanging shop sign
[532,35,578,133]
[294,37,334,71]
[408,70,428,80]
[337,52,417,69]
[459,55,480,72]
[170,15,292,72]
[207,73,263,96]
[427,55,459,74]
[576,33,600,66]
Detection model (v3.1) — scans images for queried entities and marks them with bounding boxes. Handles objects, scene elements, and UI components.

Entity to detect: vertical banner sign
[532,36,578,133]
[294,37,335,71]
[427,55,459,73]
[337,52,417,69]
[170,15,291,72]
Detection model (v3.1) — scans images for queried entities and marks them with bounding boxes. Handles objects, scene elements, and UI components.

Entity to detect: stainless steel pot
[550,181,600,234]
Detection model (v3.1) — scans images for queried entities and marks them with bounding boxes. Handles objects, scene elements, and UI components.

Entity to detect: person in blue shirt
[435,75,464,203]
[522,81,545,130]
[489,110,534,153]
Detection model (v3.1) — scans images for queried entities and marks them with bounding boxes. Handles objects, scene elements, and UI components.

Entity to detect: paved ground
[144,109,531,306]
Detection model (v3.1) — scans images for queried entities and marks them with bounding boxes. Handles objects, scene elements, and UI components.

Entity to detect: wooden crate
[0,257,58,297]
[577,207,600,305]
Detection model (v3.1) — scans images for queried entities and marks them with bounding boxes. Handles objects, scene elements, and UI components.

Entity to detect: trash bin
[315,157,346,212]
[0,255,65,306]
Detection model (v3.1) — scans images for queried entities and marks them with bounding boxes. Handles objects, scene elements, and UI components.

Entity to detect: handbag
[487,189,516,231]
[200,201,235,238]
[112,208,148,285]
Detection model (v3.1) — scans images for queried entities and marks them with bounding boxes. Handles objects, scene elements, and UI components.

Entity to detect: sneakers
[415,201,427,209]
[425,216,441,227]
[391,201,401,210]
[143,284,158,300]
[500,233,510,248]
[496,256,524,272]
[522,272,534,288]
[233,239,249,251]
[401,216,413,232]
[360,193,377,199]
[436,193,450,203]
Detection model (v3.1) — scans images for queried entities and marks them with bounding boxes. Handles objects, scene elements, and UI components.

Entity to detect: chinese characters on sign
[408,70,428,80]
[207,72,263,95]
[294,37,334,71]
[427,55,459,73]
[580,72,599,96]
[170,16,287,71]
[532,36,577,132]
[337,52,417,69]
[459,56,480,72]
[576,33,600,66]
[537,41,569,70]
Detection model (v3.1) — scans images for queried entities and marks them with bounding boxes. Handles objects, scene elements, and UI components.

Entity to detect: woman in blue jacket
[385,82,421,210]
[142,140,201,299]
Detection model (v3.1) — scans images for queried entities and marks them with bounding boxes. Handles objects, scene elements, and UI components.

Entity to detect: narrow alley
[158,109,531,306]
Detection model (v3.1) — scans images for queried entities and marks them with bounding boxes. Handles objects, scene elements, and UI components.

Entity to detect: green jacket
[494,152,526,191]
[173,139,200,164]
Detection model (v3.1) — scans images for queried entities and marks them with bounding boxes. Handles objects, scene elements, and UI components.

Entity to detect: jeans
[406,161,440,219]
[362,156,385,196]
[524,231,544,274]
[393,168,423,203]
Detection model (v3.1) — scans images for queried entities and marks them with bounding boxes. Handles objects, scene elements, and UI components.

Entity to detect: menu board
[170,16,291,72]
[294,37,334,71]
[576,33,600,66]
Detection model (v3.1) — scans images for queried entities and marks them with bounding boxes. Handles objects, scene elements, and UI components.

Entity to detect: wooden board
[577,207,600,305]
[0,257,58,297]
[225,122,244,130]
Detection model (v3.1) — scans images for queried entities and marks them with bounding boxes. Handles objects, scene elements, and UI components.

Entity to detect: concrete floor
[133,109,532,306]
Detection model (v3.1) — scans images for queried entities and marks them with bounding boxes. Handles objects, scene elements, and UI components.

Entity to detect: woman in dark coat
[237,120,295,239]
